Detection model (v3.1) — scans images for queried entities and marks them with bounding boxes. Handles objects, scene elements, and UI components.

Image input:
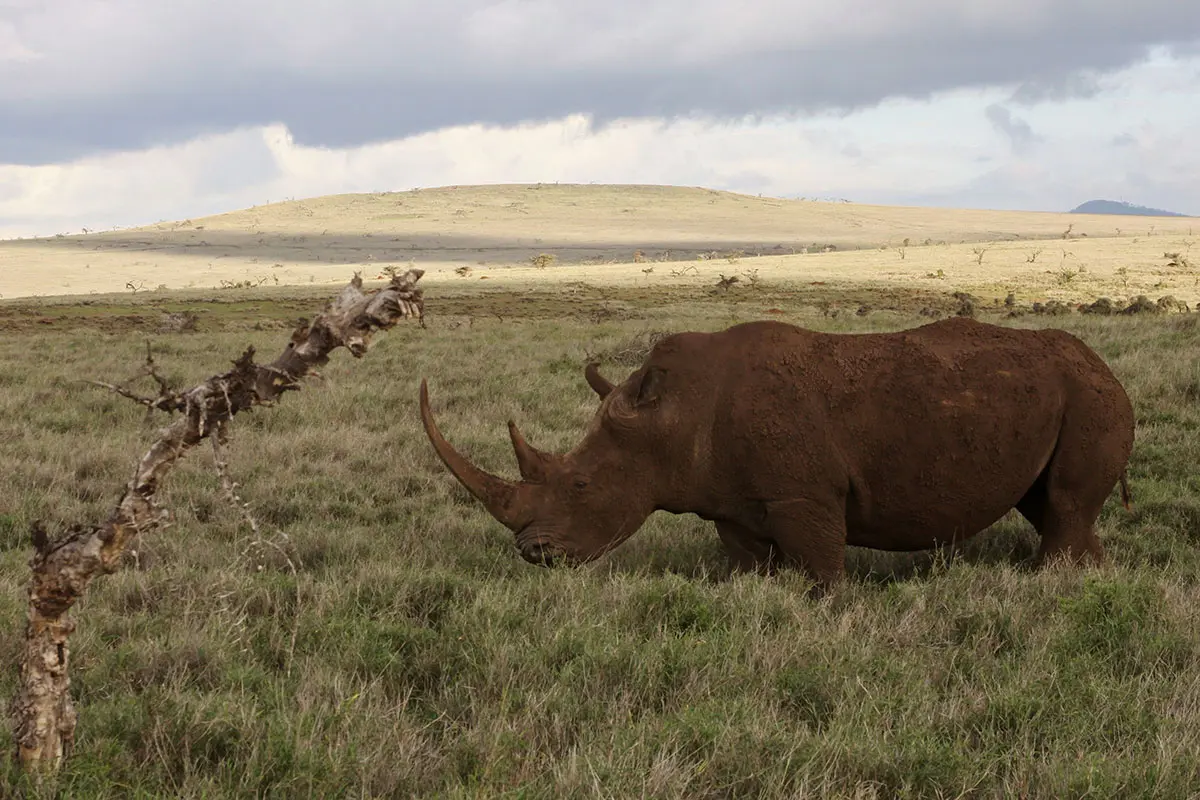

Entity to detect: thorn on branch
[233,347,257,371]
[143,342,173,398]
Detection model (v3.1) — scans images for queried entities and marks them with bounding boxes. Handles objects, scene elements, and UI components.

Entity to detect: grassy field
[2,268,1200,797]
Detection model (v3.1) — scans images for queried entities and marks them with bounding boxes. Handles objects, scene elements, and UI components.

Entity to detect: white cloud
[0,53,1197,239]
[0,18,38,61]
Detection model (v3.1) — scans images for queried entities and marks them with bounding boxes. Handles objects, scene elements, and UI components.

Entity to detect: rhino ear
[634,367,667,408]
[584,362,614,399]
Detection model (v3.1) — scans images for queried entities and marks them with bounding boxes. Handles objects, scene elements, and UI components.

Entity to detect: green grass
[2,284,1200,798]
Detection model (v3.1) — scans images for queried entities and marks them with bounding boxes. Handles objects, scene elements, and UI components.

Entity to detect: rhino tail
[1119,470,1132,512]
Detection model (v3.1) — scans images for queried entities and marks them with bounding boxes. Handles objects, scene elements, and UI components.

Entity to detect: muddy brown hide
[420,317,1135,587]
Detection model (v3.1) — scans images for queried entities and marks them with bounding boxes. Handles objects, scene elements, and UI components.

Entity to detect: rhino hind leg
[1018,489,1105,565]
[1017,428,1118,567]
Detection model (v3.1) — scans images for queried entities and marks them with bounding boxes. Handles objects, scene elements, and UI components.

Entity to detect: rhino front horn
[585,362,614,398]
[419,380,530,531]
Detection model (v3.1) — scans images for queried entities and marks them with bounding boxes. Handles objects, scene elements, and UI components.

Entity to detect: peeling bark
[10,271,424,774]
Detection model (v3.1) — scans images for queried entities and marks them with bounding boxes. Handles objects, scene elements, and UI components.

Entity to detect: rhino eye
[573,477,590,490]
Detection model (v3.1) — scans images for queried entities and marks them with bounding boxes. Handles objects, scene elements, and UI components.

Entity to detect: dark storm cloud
[1009,72,1106,105]
[1,0,1199,165]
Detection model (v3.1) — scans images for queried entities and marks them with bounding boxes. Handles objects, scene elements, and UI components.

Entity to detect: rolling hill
[2,184,1198,300]
[1070,199,1190,217]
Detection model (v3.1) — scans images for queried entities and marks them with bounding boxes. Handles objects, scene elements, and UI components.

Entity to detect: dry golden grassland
[2,184,1197,305]
[2,186,1200,797]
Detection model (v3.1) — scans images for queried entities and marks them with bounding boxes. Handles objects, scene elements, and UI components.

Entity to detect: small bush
[1156,295,1189,314]
[1080,297,1116,315]
[588,330,672,366]
[1031,300,1072,316]
[1122,295,1159,315]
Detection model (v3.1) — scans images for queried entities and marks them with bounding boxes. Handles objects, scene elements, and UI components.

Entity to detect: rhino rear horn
[508,420,552,482]
[419,380,530,531]
[585,362,614,398]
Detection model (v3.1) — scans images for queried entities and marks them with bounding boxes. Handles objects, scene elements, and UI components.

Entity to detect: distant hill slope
[1070,199,1190,217]
[4,183,1200,299]
[97,183,1200,249]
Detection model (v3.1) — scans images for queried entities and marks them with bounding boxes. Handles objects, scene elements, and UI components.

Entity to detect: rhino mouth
[515,527,564,566]
[519,540,561,567]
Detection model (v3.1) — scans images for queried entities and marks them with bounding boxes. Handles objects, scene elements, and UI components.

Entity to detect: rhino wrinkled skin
[420,317,1135,589]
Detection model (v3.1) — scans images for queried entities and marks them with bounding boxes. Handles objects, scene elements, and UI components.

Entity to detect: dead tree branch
[84,342,187,415]
[10,270,424,775]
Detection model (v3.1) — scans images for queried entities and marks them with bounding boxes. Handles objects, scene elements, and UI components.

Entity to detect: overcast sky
[2,1,1199,238]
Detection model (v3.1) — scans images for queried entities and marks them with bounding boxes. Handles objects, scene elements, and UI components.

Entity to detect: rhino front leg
[715,521,780,575]
[762,497,848,592]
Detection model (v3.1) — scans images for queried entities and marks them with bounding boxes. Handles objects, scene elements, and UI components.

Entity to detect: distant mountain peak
[1070,199,1190,217]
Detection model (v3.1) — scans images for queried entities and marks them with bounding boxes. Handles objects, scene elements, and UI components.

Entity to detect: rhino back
[662,318,1129,549]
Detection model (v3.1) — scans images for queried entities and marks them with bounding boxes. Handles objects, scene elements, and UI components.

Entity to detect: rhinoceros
[419,317,1134,588]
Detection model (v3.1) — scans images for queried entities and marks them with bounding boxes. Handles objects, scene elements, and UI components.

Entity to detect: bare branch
[82,341,188,413]
[83,379,168,409]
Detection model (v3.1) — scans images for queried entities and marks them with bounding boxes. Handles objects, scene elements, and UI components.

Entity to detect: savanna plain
[2,185,1200,798]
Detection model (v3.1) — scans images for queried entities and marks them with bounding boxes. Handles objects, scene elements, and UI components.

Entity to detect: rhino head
[420,362,685,566]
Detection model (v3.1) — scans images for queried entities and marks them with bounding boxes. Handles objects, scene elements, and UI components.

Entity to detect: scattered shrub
[1080,298,1116,315]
